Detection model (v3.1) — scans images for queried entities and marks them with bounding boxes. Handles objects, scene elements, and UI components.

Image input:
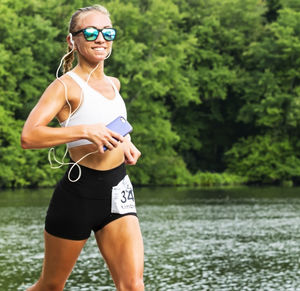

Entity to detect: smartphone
[104,116,133,151]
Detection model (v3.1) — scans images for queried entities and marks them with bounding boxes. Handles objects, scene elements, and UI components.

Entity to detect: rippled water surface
[0,187,300,290]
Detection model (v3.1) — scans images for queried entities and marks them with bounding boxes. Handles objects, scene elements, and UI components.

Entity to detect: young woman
[21,4,144,291]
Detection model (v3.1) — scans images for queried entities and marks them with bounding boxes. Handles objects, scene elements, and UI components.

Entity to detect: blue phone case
[104,116,133,151]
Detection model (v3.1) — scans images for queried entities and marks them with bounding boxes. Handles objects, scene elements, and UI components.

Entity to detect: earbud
[69,33,74,48]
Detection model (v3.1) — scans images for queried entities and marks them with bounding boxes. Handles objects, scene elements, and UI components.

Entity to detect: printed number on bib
[111,175,136,214]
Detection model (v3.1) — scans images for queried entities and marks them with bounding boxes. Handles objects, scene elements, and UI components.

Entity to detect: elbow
[21,133,33,149]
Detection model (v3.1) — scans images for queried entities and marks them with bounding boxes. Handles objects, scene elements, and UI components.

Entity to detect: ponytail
[63,46,75,74]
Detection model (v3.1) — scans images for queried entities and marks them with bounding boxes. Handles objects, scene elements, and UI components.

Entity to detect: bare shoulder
[108,76,121,91]
[50,74,74,91]
[38,73,79,108]
[45,74,71,94]
[41,77,65,101]
[46,73,80,99]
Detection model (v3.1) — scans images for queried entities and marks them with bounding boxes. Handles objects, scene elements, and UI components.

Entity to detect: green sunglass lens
[83,28,98,41]
[102,29,116,41]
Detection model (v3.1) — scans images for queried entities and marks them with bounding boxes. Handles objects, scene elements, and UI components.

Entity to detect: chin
[88,55,106,63]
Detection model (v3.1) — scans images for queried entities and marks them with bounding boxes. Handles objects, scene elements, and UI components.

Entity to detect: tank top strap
[66,71,87,90]
[105,76,119,94]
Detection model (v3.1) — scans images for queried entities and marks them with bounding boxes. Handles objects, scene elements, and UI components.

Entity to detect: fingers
[86,124,125,153]
[103,133,123,151]
[103,139,118,151]
[100,130,124,152]
[131,150,141,164]
[125,151,135,164]
[124,142,141,165]
[99,139,117,153]
[108,130,124,143]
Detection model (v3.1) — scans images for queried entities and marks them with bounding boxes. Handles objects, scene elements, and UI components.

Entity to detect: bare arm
[21,78,123,152]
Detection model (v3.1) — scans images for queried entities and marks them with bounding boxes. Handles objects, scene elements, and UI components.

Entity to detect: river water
[0,186,300,291]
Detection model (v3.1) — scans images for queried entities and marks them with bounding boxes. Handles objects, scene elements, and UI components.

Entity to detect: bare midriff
[69,143,124,170]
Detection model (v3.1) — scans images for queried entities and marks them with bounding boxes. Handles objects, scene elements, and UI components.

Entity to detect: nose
[95,31,105,42]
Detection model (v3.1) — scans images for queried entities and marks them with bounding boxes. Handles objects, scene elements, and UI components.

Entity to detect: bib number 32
[111,175,136,214]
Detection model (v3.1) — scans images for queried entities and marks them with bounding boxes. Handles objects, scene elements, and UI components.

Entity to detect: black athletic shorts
[45,162,137,240]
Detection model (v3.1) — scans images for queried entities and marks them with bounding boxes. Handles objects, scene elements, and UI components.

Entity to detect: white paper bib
[111,175,136,214]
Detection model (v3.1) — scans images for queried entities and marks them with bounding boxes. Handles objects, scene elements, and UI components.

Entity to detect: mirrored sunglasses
[72,27,116,41]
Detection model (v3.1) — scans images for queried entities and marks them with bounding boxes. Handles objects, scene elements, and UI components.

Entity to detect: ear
[67,33,75,50]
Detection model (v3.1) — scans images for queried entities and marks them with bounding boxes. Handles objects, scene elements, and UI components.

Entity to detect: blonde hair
[63,5,111,74]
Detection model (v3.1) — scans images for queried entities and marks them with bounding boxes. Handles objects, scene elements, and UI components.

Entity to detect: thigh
[41,231,87,286]
[45,175,93,240]
[95,215,144,285]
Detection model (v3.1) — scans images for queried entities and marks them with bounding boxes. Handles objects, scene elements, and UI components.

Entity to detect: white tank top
[60,71,127,148]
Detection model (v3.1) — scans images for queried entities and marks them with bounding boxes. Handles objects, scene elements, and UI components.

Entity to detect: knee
[118,277,144,291]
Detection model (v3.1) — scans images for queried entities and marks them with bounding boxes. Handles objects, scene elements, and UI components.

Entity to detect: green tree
[172,0,266,172]
[0,0,63,187]
[225,134,300,184]
[263,0,282,23]
[1,0,300,188]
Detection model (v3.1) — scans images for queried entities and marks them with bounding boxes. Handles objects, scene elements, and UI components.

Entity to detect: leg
[95,215,144,291]
[27,231,87,291]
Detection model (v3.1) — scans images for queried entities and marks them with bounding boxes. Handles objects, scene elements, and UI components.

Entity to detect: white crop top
[60,71,127,148]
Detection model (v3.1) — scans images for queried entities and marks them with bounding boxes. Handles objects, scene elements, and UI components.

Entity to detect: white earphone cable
[48,43,102,182]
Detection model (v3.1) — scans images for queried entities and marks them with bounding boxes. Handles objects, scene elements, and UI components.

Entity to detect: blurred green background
[1,0,300,188]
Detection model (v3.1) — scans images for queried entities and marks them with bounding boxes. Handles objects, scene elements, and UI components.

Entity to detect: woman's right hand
[85,123,124,154]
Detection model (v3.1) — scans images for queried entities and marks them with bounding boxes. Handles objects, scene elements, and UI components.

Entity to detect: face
[72,11,113,63]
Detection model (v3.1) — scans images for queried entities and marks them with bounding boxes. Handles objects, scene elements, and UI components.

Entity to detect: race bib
[111,175,136,214]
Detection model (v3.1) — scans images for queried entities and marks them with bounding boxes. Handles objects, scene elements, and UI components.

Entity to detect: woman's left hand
[123,136,141,165]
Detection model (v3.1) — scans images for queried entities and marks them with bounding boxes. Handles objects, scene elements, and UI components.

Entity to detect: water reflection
[0,187,300,290]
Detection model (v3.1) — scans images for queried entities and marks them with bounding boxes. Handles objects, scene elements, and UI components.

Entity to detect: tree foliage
[1,0,300,187]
